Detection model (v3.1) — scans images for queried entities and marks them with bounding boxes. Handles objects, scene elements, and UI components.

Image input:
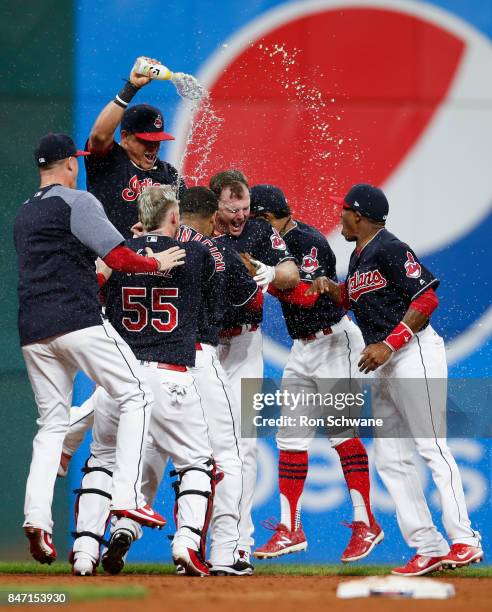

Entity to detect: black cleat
[210,560,254,576]
[101,529,133,575]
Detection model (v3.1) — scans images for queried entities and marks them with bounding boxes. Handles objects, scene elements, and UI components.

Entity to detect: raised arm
[88,58,157,153]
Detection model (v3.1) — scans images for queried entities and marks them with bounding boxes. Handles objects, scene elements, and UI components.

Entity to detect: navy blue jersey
[14,185,124,346]
[177,225,259,343]
[280,221,345,339]
[177,225,225,346]
[216,218,294,328]
[85,141,186,238]
[105,234,215,365]
[346,228,439,345]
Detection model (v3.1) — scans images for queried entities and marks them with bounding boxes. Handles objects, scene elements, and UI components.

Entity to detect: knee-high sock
[335,438,373,526]
[279,450,308,531]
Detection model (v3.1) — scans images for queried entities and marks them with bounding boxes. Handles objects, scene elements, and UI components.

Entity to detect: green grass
[0,584,147,603]
[0,561,490,578]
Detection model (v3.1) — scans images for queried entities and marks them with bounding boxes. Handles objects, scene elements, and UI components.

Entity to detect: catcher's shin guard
[171,459,216,561]
[70,458,112,565]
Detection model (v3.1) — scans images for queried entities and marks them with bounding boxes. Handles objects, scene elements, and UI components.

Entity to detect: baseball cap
[330,183,389,222]
[34,133,90,167]
[250,184,290,216]
[121,104,174,141]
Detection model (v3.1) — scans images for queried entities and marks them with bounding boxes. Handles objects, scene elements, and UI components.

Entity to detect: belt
[220,324,259,339]
[141,360,188,372]
[300,327,333,342]
[157,363,187,372]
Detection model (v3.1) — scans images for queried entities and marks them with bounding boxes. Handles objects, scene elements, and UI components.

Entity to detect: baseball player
[210,171,300,568]
[85,58,185,237]
[312,183,483,576]
[68,185,217,576]
[247,185,382,563]
[15,134,184,565]
[177,187,262,575]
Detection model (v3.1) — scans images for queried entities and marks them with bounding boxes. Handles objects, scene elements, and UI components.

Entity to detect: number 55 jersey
[105,234,216,366]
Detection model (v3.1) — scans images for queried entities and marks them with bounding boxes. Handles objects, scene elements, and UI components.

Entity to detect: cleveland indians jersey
[105,234,215,365]
[177,225,259,343]
[281,220,345,339]
[85,141,186,238]
[216,218,294,328]
[346,228,439,345]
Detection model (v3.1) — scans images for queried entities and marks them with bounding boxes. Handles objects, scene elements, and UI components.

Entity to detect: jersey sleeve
[298,240,337,282]
[226,249,259,307]
[251,223,294,266]
[378,239,439,300]
[70,191,124,257]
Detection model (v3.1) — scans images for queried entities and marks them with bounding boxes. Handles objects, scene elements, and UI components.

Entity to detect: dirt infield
[1,574,491,612]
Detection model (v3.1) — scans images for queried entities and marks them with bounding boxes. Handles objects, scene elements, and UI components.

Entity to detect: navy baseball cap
[250,184,290,215]
[34,133,89,167]
[330,183,389,222]
[121,104,174,141]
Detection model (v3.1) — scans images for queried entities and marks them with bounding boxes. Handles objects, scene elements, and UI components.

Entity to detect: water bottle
[133,57,173,81]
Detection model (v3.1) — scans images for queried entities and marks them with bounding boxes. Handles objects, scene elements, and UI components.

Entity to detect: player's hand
[131,221,145,237]
[147,246,186,272]
[239,252,257,277]
[358,343,393,373]
[250,257,276,293]
[96,257,112,280]
[57,452,72,478]
[305,276,341,302]
[130,56,161,88]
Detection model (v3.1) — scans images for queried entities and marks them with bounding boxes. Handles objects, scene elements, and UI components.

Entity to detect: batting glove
[250,258,276,292]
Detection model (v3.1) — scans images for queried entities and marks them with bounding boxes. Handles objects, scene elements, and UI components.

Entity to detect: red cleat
[254,519,307,559]
[112,504,165,528]
[392,554,444,576]
[172,545,210,577]
[442,544,483,569]
[24,526,57,565]
[341,520,384,562]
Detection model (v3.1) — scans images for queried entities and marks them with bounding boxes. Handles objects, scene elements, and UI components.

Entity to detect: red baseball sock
[278,450,308,531]
[335,438,373,526]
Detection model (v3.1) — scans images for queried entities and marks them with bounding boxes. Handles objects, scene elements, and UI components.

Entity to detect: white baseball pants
[218,327,264,554]
[277,316,366,451]
[22,321,153,533]
[373,325,480,556]
[190,343,243,566]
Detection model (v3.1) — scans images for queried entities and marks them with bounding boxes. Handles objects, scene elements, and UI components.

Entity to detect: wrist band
[383,321,414,352]
[114,81,139,108]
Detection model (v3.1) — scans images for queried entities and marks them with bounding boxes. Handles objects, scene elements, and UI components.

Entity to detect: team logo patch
[348,269,387,301]
[300,247,319,274]
[154,114,163,129]
[270,230,286,250]
[122,175,161,202]
[404,251,422,278]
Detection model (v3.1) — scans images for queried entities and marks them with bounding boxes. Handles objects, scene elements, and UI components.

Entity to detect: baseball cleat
[254,520,307,559]
[210,559,254,576]
[72,554,96,576]
[175,564,186,575]
[442,544,483,569]
[23,526,57,565]
[172,544,210,577]
[391,554,444,576]
[102,529,133,575]
[111,504,165,529]
[341,520,384,563]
